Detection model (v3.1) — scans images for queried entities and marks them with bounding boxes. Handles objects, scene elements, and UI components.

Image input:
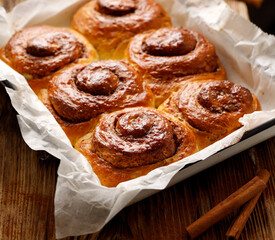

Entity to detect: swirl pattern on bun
[159,80,261,149]
[71,0,172,59]
[126,27,227,106]
[0,25,98,93]
[75,107,197,187]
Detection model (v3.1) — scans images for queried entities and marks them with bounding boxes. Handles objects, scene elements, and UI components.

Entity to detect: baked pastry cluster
[0,0,261,187]
[39,60,154,145]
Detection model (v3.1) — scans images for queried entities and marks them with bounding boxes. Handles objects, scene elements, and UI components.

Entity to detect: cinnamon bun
[126,27,227,106]
[0,25,98,94]
[71,0,171,60]
[39,60,154,145]
[159,80,261,149]
[75,107,197,187]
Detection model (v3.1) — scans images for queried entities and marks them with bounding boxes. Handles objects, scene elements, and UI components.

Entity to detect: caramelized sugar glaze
[126,27,227,106]
[75,107,197,187]
[39,60,154,145]
[0,25,98,94]
[159,80,261,149]
[71,0,171,59]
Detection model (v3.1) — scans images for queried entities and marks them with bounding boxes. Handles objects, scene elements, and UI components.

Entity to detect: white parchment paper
[0,0,275,238]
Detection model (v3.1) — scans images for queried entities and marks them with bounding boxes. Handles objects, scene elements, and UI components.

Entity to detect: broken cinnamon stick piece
[225,169,270,240]
[185,169,270,239]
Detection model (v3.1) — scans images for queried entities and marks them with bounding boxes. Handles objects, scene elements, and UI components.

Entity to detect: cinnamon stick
[225,169,270,240]
[185,169,270,239]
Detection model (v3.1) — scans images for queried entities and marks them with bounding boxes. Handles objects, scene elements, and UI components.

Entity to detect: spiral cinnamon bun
[39,60,154,145]
[71,0,171,60]
[159,80,261,149]
[126,27,227,107]
[0,25,98,94]
[75,107,197,187]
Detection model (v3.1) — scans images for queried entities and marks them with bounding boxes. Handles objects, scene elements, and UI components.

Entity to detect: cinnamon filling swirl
[197,81,253,114]
[142,28,197,56]
[91,108,177,168]
[96,0,136,16]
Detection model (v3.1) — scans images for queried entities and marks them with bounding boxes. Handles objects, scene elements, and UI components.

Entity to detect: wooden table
[0,1,274,239]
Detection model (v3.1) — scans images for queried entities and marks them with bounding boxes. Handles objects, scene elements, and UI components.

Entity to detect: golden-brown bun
[75,107,198,187]
[39,60,154,145]
[38,89,101,147]
[125,27,227,107]
[0,25,98,94]
[159,80,261,149]
[71,0,172,60]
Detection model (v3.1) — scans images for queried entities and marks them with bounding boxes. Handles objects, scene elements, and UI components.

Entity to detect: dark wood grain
[0,84,58,240]
[0,1,274,240]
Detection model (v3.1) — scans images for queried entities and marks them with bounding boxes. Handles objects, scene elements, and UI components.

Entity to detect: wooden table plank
[0,84,58,240]
[0,1,274,240]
